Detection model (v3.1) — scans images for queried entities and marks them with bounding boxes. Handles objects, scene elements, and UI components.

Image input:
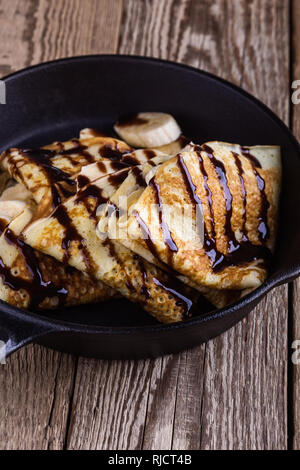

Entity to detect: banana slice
[114,112,181,148]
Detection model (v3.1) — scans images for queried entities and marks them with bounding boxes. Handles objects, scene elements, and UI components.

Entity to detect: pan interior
[0,56,299,328]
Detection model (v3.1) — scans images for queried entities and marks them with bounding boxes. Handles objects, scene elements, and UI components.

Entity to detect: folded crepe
[0,135,133,208]
[79,128,189,155]
[76,148,167,189]
[109,142,281,290]
[0,178,115,310]
[97,157,244,308]
[21,166,200,323]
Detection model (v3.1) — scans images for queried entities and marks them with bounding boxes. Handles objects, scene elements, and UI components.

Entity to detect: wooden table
[0,0,298,450]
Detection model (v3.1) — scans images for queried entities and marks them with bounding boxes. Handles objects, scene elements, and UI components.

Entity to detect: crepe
[0,176,115,310]
[77,148,167,189]
[0,136,133,207]
[79,128,189,155]
[22,168,200,323]
[114,142,281,290]
[97,158,245,308]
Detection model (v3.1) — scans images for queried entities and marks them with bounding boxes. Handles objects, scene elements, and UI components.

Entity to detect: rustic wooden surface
[0,0,297,450]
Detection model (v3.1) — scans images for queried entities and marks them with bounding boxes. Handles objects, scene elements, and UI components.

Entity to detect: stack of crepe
[0,116,281,324]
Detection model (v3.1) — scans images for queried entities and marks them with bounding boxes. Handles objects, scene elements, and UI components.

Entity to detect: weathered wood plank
[0,0,122,450]
[66,357,155,450]
[0,347,76,450]
[292,0,300,450]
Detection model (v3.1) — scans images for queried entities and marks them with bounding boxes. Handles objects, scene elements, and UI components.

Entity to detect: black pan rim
[1,54,299,335]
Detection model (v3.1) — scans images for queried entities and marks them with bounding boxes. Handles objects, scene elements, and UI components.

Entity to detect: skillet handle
[0,302,63,360]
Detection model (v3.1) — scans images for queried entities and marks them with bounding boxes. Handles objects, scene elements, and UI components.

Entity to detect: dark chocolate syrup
[69,139,95,163]
[56,140,96,167]
[96,161,107,173]
[86,129,112,138]
[121,150,158,166]
[241,146,262,168]
[107,169,130,187]
[52,204,91,269]
[116,113,148,127]
[239,147,269,242]
[121,155,140,166]
[134,210,160,261]
[100,144,130,161]
[0,228,68,308]
[152,277,193,319]
[232,152,247,234]
[177,153,224,269]
[0,218,8,236]
[143,150,156,160]
[107,202,122,220]
[21,148,76,207]
[137,257,150,299]
[149,177,178,253]
[77,174,90,190]
[75,183,107,220]
[249,165,270,242]
[51,171,129,268]
[103,238,136,293]
[131,166,147,188]
[201,145,237,252]
[22,149,73,182]
[177,146,272,272]
[111,160,131,171]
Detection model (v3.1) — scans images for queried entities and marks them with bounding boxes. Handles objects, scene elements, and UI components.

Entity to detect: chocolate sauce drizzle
[21,148,76,207]
[137,256,151,299]
[239,147,269,242]
[250,165,270,242]
[149,177,178,253]
[177,145,272,271]
[116,113,148,127]
[120,155,140,166]
[241,146,262,168]
[131,166,147,188]
[134,210,160,261]
[103,238,136,293]
[77,174,90,190]
[152,277,193,319]
[51,171,129,269]
[107,169,130,188]
[51,204,91,269]
[232,152,247,234]
[0,227,68,308]
[22,149,74,183]
[63,139,95,163]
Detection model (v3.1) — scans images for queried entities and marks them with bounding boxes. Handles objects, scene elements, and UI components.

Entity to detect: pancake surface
[0,136,133,208]
[0,115,282,323]
[22,166,200,323]
[118,142,281,290]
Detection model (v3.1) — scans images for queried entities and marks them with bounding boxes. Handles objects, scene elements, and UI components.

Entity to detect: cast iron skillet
[0,55,299,359]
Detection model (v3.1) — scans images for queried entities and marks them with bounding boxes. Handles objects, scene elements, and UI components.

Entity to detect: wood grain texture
[0,0,122,450]
[66,358,155,450]
[0,0,292,450]
[292,0,300,450]
[0,346,76,449]
[0,0,122,75]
